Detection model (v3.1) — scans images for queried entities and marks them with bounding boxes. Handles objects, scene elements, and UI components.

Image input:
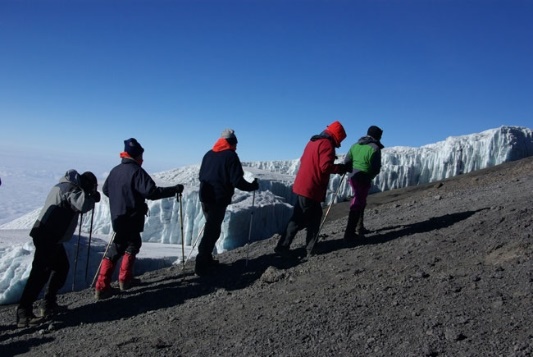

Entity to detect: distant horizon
[2,124,531,174]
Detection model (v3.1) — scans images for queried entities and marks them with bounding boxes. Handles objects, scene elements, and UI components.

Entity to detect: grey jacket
[30,169,97,243]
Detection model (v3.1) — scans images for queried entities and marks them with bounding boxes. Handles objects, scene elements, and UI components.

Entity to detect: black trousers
[278,195,323,248]
[104,231,142,263]
[197,202,227,262]
[19,239,69,309]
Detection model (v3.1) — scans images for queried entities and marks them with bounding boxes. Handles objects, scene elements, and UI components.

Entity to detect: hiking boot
[274,244,292,258]
[194,254,221,277]
[206,256,220,266]
[343,231,358,243]
[16,307,44,328]
[344,209,360,242]
[119,277,141,291]
[39,301,68,318]
[95,287,116,300]
[194,261,210,277]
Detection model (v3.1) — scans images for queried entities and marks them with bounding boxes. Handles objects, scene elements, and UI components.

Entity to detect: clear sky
[1,0,532,173]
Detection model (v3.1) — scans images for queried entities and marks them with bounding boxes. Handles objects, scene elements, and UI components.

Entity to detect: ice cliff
[3,126,532,255]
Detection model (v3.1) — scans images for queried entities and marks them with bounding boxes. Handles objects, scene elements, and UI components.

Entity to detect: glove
[143,202,149,216]
[251,178,259,191]
[174,184,184,194]
[338,163,352,175]
[91,191,101,203]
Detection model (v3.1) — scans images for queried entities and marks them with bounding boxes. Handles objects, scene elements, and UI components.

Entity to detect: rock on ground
[1,157,532,357]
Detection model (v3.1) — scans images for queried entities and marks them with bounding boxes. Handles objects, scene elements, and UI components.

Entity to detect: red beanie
[325,121,347,147]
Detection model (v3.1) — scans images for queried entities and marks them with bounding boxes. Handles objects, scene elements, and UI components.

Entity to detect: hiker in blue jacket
[95,138,184,299]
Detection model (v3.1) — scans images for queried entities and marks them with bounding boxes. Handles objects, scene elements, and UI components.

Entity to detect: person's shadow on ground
[314,209,484,255]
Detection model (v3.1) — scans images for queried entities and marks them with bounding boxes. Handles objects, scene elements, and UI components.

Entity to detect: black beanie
[367,126,383,141]
[124,138,145,158]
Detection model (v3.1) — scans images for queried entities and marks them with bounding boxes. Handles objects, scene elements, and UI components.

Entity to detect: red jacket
[293,132,345,202]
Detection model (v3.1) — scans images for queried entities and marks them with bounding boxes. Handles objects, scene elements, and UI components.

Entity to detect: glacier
[2,126,533,255]
[0,125,532,305]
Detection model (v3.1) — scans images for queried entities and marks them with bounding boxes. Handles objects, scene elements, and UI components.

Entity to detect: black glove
[143,202,149,216]
[337,163,351,175]
[90,191,101,203]
[251,178,259,191]
[174,184,184,194]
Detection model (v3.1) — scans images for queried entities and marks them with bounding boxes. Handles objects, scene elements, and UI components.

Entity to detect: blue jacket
[103,158,176,233]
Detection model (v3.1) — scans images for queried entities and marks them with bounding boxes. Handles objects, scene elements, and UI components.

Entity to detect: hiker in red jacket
[274,121,348,258]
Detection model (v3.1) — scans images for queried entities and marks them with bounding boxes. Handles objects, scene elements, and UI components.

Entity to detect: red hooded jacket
[292,121,347,202]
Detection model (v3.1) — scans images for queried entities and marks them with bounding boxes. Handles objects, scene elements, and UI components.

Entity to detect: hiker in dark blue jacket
[196,129,259,276]
[95,138,184,299]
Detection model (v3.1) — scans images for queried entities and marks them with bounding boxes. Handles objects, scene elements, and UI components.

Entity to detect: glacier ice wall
[3,126,532,254]
[244,125,533,202]
[374,125,533,192]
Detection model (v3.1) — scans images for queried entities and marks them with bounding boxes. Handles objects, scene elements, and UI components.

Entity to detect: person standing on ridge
[196,129,259,276]
[343,125,384,242]
[95,138,184,299]
[16,169,100,328]
[274,121,349,258]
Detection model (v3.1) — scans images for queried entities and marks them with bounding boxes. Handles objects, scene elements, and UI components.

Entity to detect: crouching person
[17,170,100,327]
[95,138,183,300]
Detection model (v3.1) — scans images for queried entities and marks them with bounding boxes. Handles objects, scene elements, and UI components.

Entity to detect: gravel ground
[1,156,532,357]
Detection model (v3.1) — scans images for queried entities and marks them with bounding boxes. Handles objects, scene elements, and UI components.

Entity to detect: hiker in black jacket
[196,129,259,276]
[95,138,184,299]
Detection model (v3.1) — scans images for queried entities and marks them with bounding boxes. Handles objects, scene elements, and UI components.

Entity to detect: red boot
[95,258,115,300]
[119,253,136,291]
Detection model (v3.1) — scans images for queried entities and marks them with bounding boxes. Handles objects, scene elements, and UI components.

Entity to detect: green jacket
[344,135,383,181]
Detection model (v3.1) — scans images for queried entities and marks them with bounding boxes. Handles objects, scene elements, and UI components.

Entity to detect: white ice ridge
[3,126,532,254]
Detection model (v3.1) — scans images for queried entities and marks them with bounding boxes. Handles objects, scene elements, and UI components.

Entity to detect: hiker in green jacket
[343,125,384,241]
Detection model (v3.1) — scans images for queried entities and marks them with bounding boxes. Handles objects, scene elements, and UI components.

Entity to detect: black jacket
[199,149,256,205]
[103,158,175,233]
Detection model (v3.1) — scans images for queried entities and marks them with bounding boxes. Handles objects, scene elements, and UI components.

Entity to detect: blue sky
[1,0,532,173]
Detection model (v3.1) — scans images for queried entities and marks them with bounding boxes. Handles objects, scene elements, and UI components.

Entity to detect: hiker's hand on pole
[251,178,259,191]
[336,163,351,175]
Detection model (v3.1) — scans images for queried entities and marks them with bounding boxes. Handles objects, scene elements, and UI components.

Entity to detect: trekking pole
[84,209,95,284]
[246,190,256,267]
[307,174,346,255]
[72,213,84,292]
[318,173,346,239]
[90,232,116,288]
[185,224,205,263]
[177,193,185,269]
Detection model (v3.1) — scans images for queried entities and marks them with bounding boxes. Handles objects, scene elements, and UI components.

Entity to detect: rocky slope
[1,156,532,357]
